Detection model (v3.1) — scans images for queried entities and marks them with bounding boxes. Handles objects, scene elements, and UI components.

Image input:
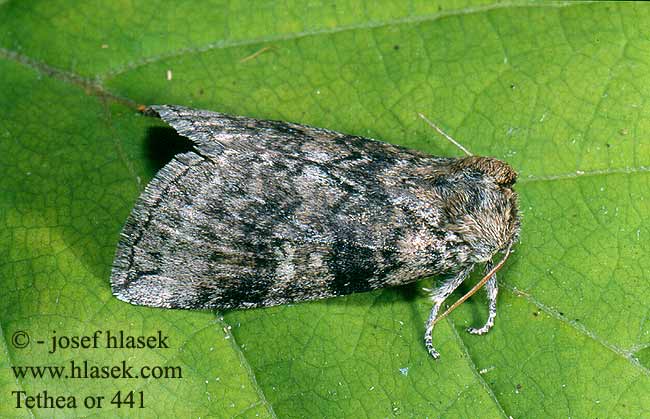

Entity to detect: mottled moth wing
[111,105,508,310]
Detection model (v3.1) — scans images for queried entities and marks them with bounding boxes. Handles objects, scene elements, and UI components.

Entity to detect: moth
[111,105,520,358]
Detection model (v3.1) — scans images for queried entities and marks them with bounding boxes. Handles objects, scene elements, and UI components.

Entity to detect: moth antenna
[417,113,473,156]
[431,245,512,326]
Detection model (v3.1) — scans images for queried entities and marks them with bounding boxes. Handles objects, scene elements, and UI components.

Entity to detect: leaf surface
[1,1,649,418]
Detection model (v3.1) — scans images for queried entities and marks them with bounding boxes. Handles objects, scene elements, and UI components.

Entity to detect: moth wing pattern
[111,106,480,310]
[111,105,521,359]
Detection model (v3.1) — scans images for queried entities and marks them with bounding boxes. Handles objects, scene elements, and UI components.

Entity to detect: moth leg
[467,261,498,335]
[424,267,472,359]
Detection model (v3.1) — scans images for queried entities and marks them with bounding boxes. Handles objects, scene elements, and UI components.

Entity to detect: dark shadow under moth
[111,105,520,358]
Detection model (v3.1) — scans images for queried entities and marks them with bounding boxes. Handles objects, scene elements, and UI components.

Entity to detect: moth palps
[111,105,520,358]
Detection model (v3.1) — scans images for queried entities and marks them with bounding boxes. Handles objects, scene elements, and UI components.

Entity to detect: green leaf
[2,1,650,418]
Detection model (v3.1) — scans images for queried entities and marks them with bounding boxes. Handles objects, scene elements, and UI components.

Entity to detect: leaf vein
[215,315,279,419]
[446,316,511,419]
[102,1,580,79]
[503,284,650,376]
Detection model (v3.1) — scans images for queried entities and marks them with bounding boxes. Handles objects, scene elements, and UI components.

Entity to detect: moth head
[442,156,521,262]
